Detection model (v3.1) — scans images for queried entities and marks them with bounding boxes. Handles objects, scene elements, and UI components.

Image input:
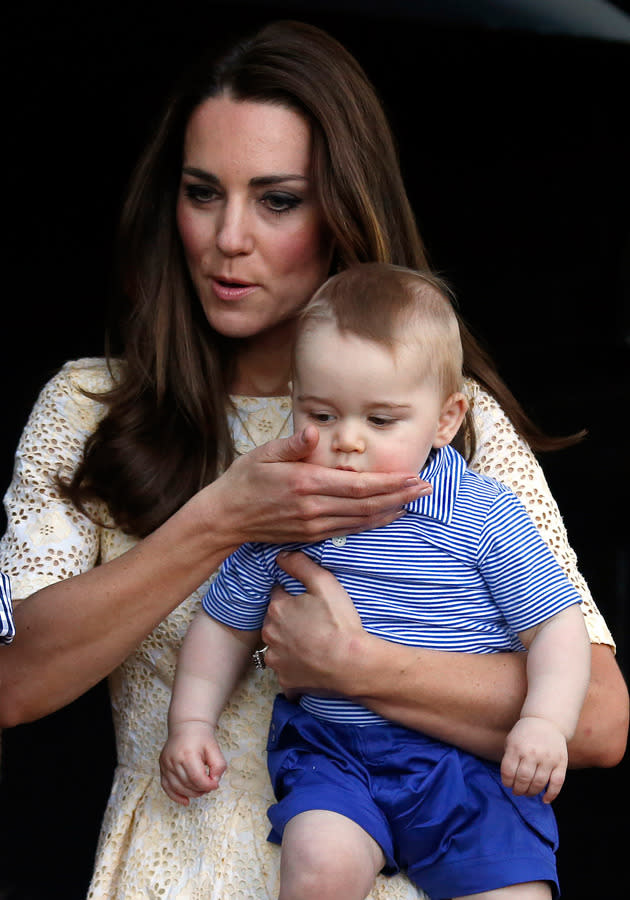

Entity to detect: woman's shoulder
[54,357,124,394]
[462,377,525,456]
[28,357,124,438]
[40,356,124,404]
[463,377,503,421]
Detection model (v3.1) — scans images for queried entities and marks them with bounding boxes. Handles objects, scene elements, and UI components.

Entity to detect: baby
[161,263,590,900]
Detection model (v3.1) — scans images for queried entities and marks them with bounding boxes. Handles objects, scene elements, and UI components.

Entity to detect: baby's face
[293,321,446,475]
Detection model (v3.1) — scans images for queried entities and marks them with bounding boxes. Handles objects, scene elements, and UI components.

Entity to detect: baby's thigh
[280,809,385,900]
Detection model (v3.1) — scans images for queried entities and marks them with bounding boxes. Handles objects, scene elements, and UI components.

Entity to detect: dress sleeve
[464,379,614,648]
[0,359,115,601]
[0,571,15,643]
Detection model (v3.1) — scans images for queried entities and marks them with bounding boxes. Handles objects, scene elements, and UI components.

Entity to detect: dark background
[1,1,628,897]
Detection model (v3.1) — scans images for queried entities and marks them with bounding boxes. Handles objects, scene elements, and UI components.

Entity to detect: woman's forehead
[183,96,312,172]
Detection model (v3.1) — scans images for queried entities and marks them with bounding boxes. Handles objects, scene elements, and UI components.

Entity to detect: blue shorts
[267,695,559,900]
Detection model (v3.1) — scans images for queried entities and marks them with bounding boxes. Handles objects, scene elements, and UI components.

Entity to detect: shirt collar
[405,444,466,524]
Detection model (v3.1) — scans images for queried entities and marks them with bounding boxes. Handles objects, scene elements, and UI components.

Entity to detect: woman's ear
[433,392,468,448]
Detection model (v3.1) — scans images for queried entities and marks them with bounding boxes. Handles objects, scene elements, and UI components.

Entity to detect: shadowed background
[1,1,628,897]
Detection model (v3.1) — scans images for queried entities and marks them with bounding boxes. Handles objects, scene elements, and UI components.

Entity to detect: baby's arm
[160,609,259,805]
[501,604,591,803]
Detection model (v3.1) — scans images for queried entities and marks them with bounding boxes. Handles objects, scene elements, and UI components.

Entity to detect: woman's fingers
[250,426,431,504]
[272,550,354,598]
[213,426,432,547]
[262,551,365,694]
[223,457,430,544]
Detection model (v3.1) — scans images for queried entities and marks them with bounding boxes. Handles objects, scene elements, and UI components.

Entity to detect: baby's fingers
[176,756,220,793]
[205,748,228,786]
[500,742,530,791]
[160,771,194,806]
[160,762,216,803]
[500,747,519,790]
[542,766,566,804]
[505,757,539,796]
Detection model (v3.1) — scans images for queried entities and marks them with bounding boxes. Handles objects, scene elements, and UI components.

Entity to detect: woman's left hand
[262,550,368,697]
[262,559,629,771]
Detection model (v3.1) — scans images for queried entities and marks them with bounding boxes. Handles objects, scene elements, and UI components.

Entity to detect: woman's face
[177,96,333,345]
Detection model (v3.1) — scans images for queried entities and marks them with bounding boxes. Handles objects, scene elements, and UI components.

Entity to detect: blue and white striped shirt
[1,571,15,645]
[204,445,581,725]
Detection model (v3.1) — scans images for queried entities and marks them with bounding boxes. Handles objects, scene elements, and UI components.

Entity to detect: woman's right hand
[213,425,431,547]
[0,427,427,727]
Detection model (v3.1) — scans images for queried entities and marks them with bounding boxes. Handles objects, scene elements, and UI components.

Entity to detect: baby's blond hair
[296,263,463,399]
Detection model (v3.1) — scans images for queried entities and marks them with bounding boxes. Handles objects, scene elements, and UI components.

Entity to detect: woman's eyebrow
[181,166,308,187]
[182,166,218,181]
[250,174,310,187]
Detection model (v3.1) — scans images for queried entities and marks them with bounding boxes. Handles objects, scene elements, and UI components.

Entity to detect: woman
[0,20,626,900]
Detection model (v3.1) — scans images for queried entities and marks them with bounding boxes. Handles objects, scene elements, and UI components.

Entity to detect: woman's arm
[1,488,236,726]
[0,425,427,727]
[263,551,628,768]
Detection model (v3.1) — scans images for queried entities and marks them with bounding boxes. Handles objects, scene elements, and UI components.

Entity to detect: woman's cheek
[275,220,333,281]
[176,202,204,261]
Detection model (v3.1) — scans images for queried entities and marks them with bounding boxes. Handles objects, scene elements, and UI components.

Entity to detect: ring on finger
[252,645,269,670]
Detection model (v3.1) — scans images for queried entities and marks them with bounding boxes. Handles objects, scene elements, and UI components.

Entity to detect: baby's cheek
[374,447,416,475]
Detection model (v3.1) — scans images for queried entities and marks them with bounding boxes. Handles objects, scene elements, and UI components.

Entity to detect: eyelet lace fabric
[0,359,613,899]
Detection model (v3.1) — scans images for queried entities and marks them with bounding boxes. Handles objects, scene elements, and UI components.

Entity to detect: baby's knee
[279,852,360,900]
[279,810,384,900]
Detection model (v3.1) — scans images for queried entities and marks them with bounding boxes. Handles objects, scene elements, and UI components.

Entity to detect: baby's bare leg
[279,809,386,900]
[453,882,552,900]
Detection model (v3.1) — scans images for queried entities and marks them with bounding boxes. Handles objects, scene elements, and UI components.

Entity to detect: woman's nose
[215,201,254,256]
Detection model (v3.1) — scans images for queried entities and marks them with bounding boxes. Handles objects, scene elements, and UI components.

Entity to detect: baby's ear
[433,392,468,448]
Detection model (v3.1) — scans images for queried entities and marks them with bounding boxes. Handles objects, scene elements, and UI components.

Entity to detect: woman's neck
[230,326,294,397]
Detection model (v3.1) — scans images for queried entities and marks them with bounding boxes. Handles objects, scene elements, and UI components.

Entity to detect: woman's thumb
[256,425,319,463]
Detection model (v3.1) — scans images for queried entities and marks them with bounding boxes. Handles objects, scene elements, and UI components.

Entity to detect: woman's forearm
[567,643,628,767]
[0,487,238,727]
[339,633,527,761]
[267,552,629,768]
[336,635,628,767]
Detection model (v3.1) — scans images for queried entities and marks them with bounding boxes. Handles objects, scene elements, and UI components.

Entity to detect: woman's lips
[211,277,258,301]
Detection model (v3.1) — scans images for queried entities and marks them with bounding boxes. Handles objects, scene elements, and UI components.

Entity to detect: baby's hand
[501,715,568,804]
[159,721,227,806]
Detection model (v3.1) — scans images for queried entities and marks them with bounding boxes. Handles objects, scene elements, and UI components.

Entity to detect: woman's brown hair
[62,20,580,537]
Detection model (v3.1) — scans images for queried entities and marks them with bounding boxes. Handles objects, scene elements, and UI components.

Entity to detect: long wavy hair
[62,20,581,537]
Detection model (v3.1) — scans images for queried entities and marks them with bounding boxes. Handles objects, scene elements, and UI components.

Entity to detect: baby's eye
[310,412,335,424]
[261,192,302,214]
[368,415,395,427]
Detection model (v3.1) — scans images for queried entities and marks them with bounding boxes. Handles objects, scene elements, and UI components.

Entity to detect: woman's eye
[184,184,218,204]
[261,192,302,214]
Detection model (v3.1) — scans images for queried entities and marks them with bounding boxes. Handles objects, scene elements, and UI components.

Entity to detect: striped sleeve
[0,571,15,644]
[202,543,275,631]
[478,488,582,634]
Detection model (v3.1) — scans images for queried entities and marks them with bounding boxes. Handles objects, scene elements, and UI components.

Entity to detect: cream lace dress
[0,359,613,900]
